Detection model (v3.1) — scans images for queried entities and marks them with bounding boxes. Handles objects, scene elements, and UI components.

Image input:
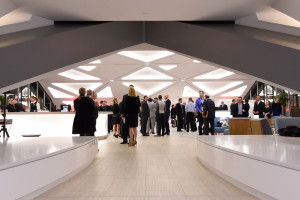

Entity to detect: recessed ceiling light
[117,51,174,62]
[122,82,173,95]
[221,85,247,97]
[58,69,100,80]
[52,83,102,95]
[89,59,101,64]
[78,65,96,71]
[182,86,199,97]
[110,80,114,82]
[193,60,202,63]
[195,69,234,79]
[158,64,177,71]
[48,87,74,98]
[181,80,185,82]
[193,81,243,95]
[97,86,113,98]
[122,67,173,80]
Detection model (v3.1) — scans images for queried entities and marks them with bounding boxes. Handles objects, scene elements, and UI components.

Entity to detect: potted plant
[0,95,4,109]
[277,92,289,116]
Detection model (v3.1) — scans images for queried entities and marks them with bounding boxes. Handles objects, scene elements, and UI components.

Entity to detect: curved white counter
[197,135,300,200]
[0,137,98,200]
[5,112,112,139]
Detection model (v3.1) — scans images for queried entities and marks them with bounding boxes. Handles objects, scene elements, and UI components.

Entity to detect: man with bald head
[164,95,171,135]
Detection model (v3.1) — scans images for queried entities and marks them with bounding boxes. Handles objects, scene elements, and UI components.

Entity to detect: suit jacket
[124,96,141,115]
[175,103,183,116]
[230,103,235,115]
[244,103,250,117]
[233,103,246,117]
[253,101,265,118]
[203,99,215,118]
[164,99,171,116]
[6,104,16,112]
[218,104,228,110]
[141,100,150,117]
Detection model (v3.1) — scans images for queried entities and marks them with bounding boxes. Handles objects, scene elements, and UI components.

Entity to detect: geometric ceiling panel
[193,81,243,95]
[97,86,113,98]
[221,85,247,97]
[194,69,234,79]
[78,65,96,71]
[58,69,100,80]
[123,82,173,95]
[89,59,101,64]
[182,86,199,97]
[48,87,74,98]
[158,64,177,71]
[117,50,174,62]
[122,67,173,80]
[52,82,102,95]
[193,60,202,63]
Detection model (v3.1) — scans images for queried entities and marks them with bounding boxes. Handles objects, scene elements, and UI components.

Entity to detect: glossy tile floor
[35,129,259,200]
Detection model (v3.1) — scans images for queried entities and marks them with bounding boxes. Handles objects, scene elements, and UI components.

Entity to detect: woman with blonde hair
[72,87,96,136]
[124,87,140,146]
[30,96,41,112]
[112,97,121,138]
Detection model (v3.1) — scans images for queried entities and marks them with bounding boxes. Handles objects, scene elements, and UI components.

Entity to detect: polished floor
[35,128,259,200]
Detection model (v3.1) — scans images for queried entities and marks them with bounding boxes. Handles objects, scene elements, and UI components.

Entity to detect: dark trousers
[142,115,148,135]
[177,115,183,131]
[197,112,204,135]
[121,120,129,143]
[186,112,195,132]
[80,132,94,136]
[164,114,170,135]
[203,117,214,135]
[157,113,165,135]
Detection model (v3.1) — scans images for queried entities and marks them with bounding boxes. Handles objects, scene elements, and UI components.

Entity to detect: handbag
[278,126,300,137]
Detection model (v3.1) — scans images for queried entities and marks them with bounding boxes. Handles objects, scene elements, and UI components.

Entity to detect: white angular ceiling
[182,86,199,97]
[122,82,173,96]
[221,85,248,97]
[48,87,74,98]
[122,67,173,80]
[118,50,174,62]
[52,82,102,95]
[193,81,243,95]
[58,69,100,80]
[97,86,113,98]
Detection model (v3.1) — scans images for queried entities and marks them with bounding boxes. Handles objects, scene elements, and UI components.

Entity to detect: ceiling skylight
[194,69,234,79]
[221,85,247,97]
[122,67,173,80]
[58,69,100,80]
[52,83,102,95]
[123,82,173,95]
[193,81,243,95]
[158,64,177,71]
[78,65,96,71]
[97,86,113,98]
[193,60,202,63]
[48,87,74,98]
[117,51,174,62]
[89,59,101,64]
[182,86,199,97]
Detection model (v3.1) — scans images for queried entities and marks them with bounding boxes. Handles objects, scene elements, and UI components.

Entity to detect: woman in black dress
[264,100,272,119]
[72,87,96,136]
[170,104,176,127]
[112,97,121,138]
[124,87,140,147]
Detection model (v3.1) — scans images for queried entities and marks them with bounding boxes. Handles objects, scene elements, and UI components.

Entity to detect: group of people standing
[4,96,47,112]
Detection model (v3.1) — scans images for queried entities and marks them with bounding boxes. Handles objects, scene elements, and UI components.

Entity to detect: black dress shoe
[120,141,128,144]
[143,134,150,136]
[151,132,155,134]
[177,130,183,132]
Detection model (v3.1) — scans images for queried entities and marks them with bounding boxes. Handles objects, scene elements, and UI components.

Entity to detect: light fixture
[193,60,202,63]
[52,83,102,95]
[122,82,173,95]
[122,67,173,80]
[97,86,113,98]
[193,81,243,95]
[110,80,114,82]
[194,69,234,79]
[158,64,177,71]
[89,59,101,64]
[182,86,199,97]
[181,80,185,82]
[58,69,100,80]
[221,85,247,97]
[78,65,96,71]
[48,87,74,98]
[117,51,174,62]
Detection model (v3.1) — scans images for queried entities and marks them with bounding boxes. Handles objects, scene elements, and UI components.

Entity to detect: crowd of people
[1,96,48,112]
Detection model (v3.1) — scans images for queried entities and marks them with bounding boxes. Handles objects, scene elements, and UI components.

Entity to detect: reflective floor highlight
[35,129,259,200]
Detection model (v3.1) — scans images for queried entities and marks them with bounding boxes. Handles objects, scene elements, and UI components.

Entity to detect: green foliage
[0,95,4,106]
[277,92,289,107]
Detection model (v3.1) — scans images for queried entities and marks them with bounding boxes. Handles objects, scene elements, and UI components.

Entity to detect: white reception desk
[4,112,112,139]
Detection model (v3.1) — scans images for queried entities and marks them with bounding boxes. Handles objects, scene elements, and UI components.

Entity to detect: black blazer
[230,103,235,115]
[121,94,128,116]
[243,103,250,117]
[72,96,96,134]
[218,104,228,110]
[253,101,265,118]
[175,103,183,116]
[141,100,150,117]
[165,99,171,116]
[233,103,246,117]
[203,99,215,118]
[124,96,141,115]
[6,104,16,112]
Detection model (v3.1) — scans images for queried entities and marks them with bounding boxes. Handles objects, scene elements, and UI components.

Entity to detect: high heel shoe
[128,142,134,147]
[133,141,137,146]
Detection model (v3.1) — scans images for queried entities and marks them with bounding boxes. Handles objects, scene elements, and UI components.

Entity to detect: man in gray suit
[141,95,150,136]
[147,98,156,134]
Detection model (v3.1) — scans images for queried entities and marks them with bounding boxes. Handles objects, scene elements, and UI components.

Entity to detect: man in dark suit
[120,85,134,144]
[141,95,150,136]
[218,101,228,110]
[233,97,246,117]
[253,95,265,118]
[164,95,171,135]
[230,99,236,116]
[175,98,184,132]
[203,95,216,135]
